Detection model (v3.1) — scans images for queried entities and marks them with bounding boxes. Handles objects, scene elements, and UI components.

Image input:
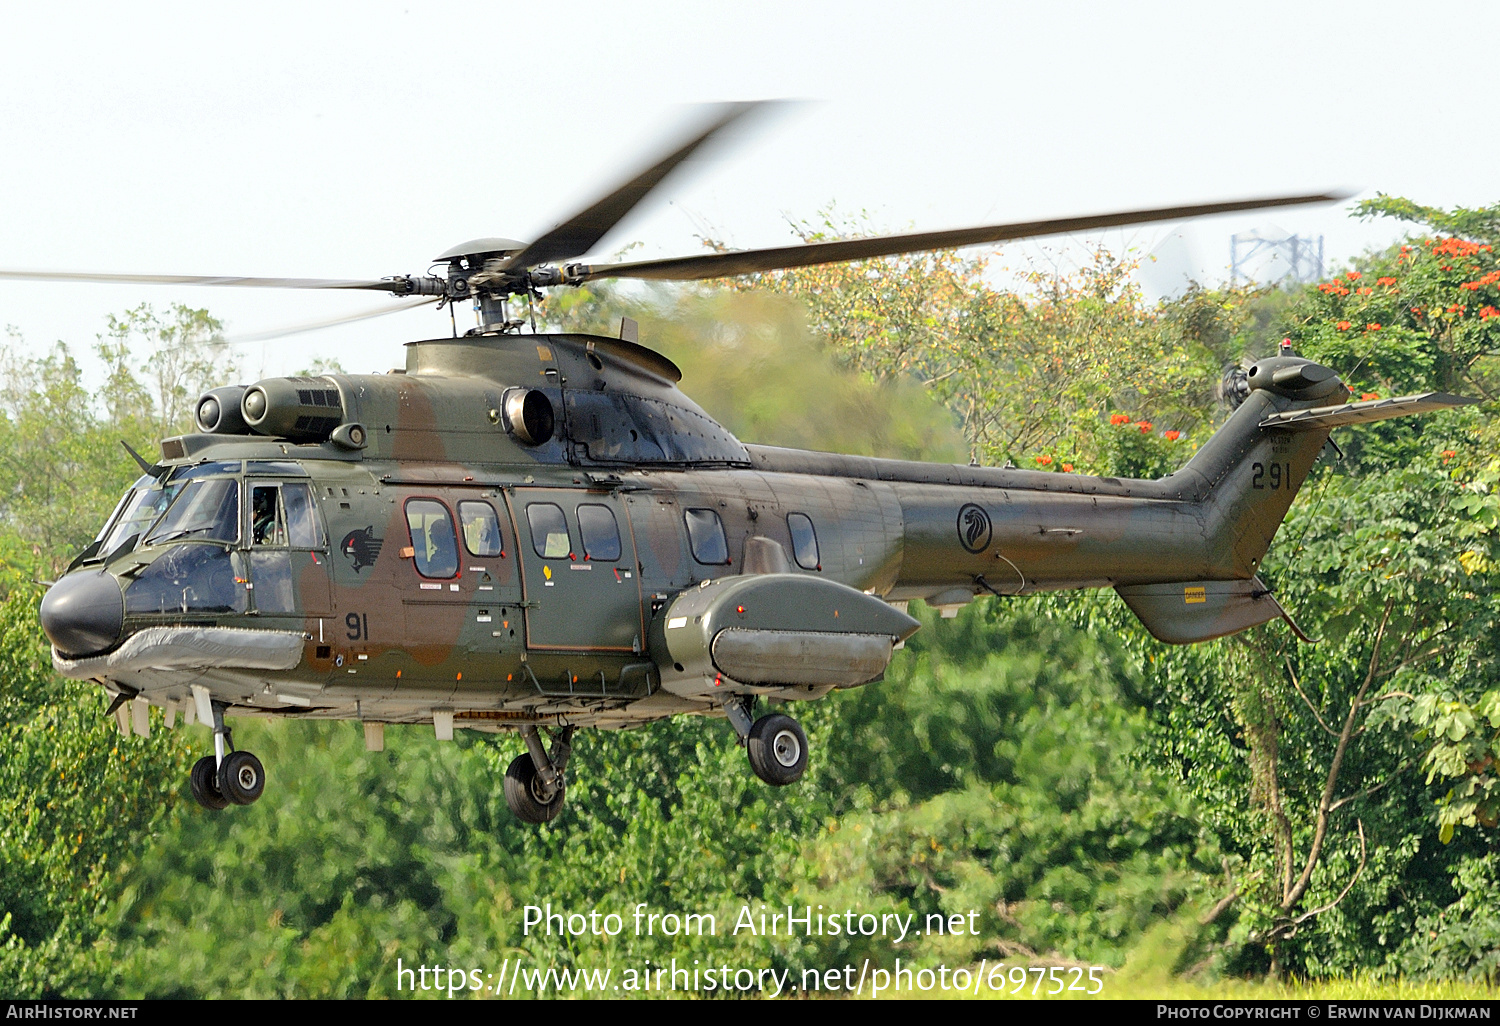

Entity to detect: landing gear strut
[189,700,265,811]
[723,696,809,786]
[504,725,574,824]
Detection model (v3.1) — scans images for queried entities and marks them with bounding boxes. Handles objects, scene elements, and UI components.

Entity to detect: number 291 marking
[1252,462,1292,490]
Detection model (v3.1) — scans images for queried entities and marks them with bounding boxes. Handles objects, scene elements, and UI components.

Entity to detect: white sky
[1,1,1494,385]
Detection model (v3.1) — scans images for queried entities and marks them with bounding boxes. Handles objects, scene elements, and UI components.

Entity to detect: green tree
[0,582,193,996]
[97,303,233,438]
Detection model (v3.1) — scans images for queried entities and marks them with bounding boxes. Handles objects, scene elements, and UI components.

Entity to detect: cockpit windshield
[144,478,240,546]
[91,463,245,559]
[97,475,185,556]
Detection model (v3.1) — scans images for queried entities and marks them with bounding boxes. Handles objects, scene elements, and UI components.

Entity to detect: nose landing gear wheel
[219,750,265,805]
[503,753,566,824]
[746,713,808,786]
[190,755,229,810]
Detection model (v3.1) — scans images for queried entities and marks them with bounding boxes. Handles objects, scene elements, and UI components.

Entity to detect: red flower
[1480,306,1499,319]
[1443,450,1457,460]
[1366,322,1382,331]
[1062,463,1074,473]
[1377,277,1397,286]
[1357,287,1374,295]
[1360,393,1380,401]
[1336,320,1352,331]
[1035,455,1053,466]
[1347,271,1362,280]
[1110,413,1130,425]
[1136,421,1153,433]
[1435,238,1483,258]
[1164,430,1181,441]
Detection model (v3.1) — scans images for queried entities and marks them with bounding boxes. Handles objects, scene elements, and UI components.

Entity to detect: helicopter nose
[40,571,125,658]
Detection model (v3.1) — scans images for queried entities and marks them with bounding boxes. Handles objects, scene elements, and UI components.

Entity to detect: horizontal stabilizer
[1259,392,1479,432]
[1117,576,1285,645]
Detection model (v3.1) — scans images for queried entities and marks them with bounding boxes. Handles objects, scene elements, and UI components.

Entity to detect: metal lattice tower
[1230,228,1325,286]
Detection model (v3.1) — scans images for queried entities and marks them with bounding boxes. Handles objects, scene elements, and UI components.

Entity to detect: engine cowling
[195,386,249,434]
[239,377,344,442]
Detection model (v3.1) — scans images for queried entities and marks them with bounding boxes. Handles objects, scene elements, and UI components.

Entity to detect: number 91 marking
[1252,462,1292,490]
[346,612,369,641]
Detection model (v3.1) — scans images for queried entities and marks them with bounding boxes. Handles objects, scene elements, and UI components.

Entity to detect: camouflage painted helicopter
[27,104,1474,823]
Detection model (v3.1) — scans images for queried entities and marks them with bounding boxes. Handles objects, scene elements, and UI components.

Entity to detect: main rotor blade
[572,191,1353,282]
[0,269,403,291]
[224,297,440,344]
[499,101,774,272]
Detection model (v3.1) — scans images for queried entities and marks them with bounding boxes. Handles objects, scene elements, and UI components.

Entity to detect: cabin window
[685,508,729,565]
[144,478,240,546]
[526,503,572,559]
[405,499,459,578]
[459,501,505,557]
[787,512,820,570]
[577,504,622,561]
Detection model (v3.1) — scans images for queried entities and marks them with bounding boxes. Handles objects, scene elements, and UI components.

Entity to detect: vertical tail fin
[1175,358,1476,579]
[1177,389,1333,578]
[1116,355,1474,643]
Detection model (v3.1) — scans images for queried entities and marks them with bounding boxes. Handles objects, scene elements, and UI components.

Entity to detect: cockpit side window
[251,484,287,546]
[282,483,326,548]
[250,482,326,549]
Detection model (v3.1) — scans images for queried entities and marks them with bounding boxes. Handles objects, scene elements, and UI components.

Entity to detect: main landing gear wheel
[190,755,229,810]
[503,753,566,824]
[746,713,808,786]
[219,750,265,805]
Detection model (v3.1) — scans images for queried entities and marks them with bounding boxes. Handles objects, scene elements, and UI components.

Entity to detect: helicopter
[27,103,1475,824]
